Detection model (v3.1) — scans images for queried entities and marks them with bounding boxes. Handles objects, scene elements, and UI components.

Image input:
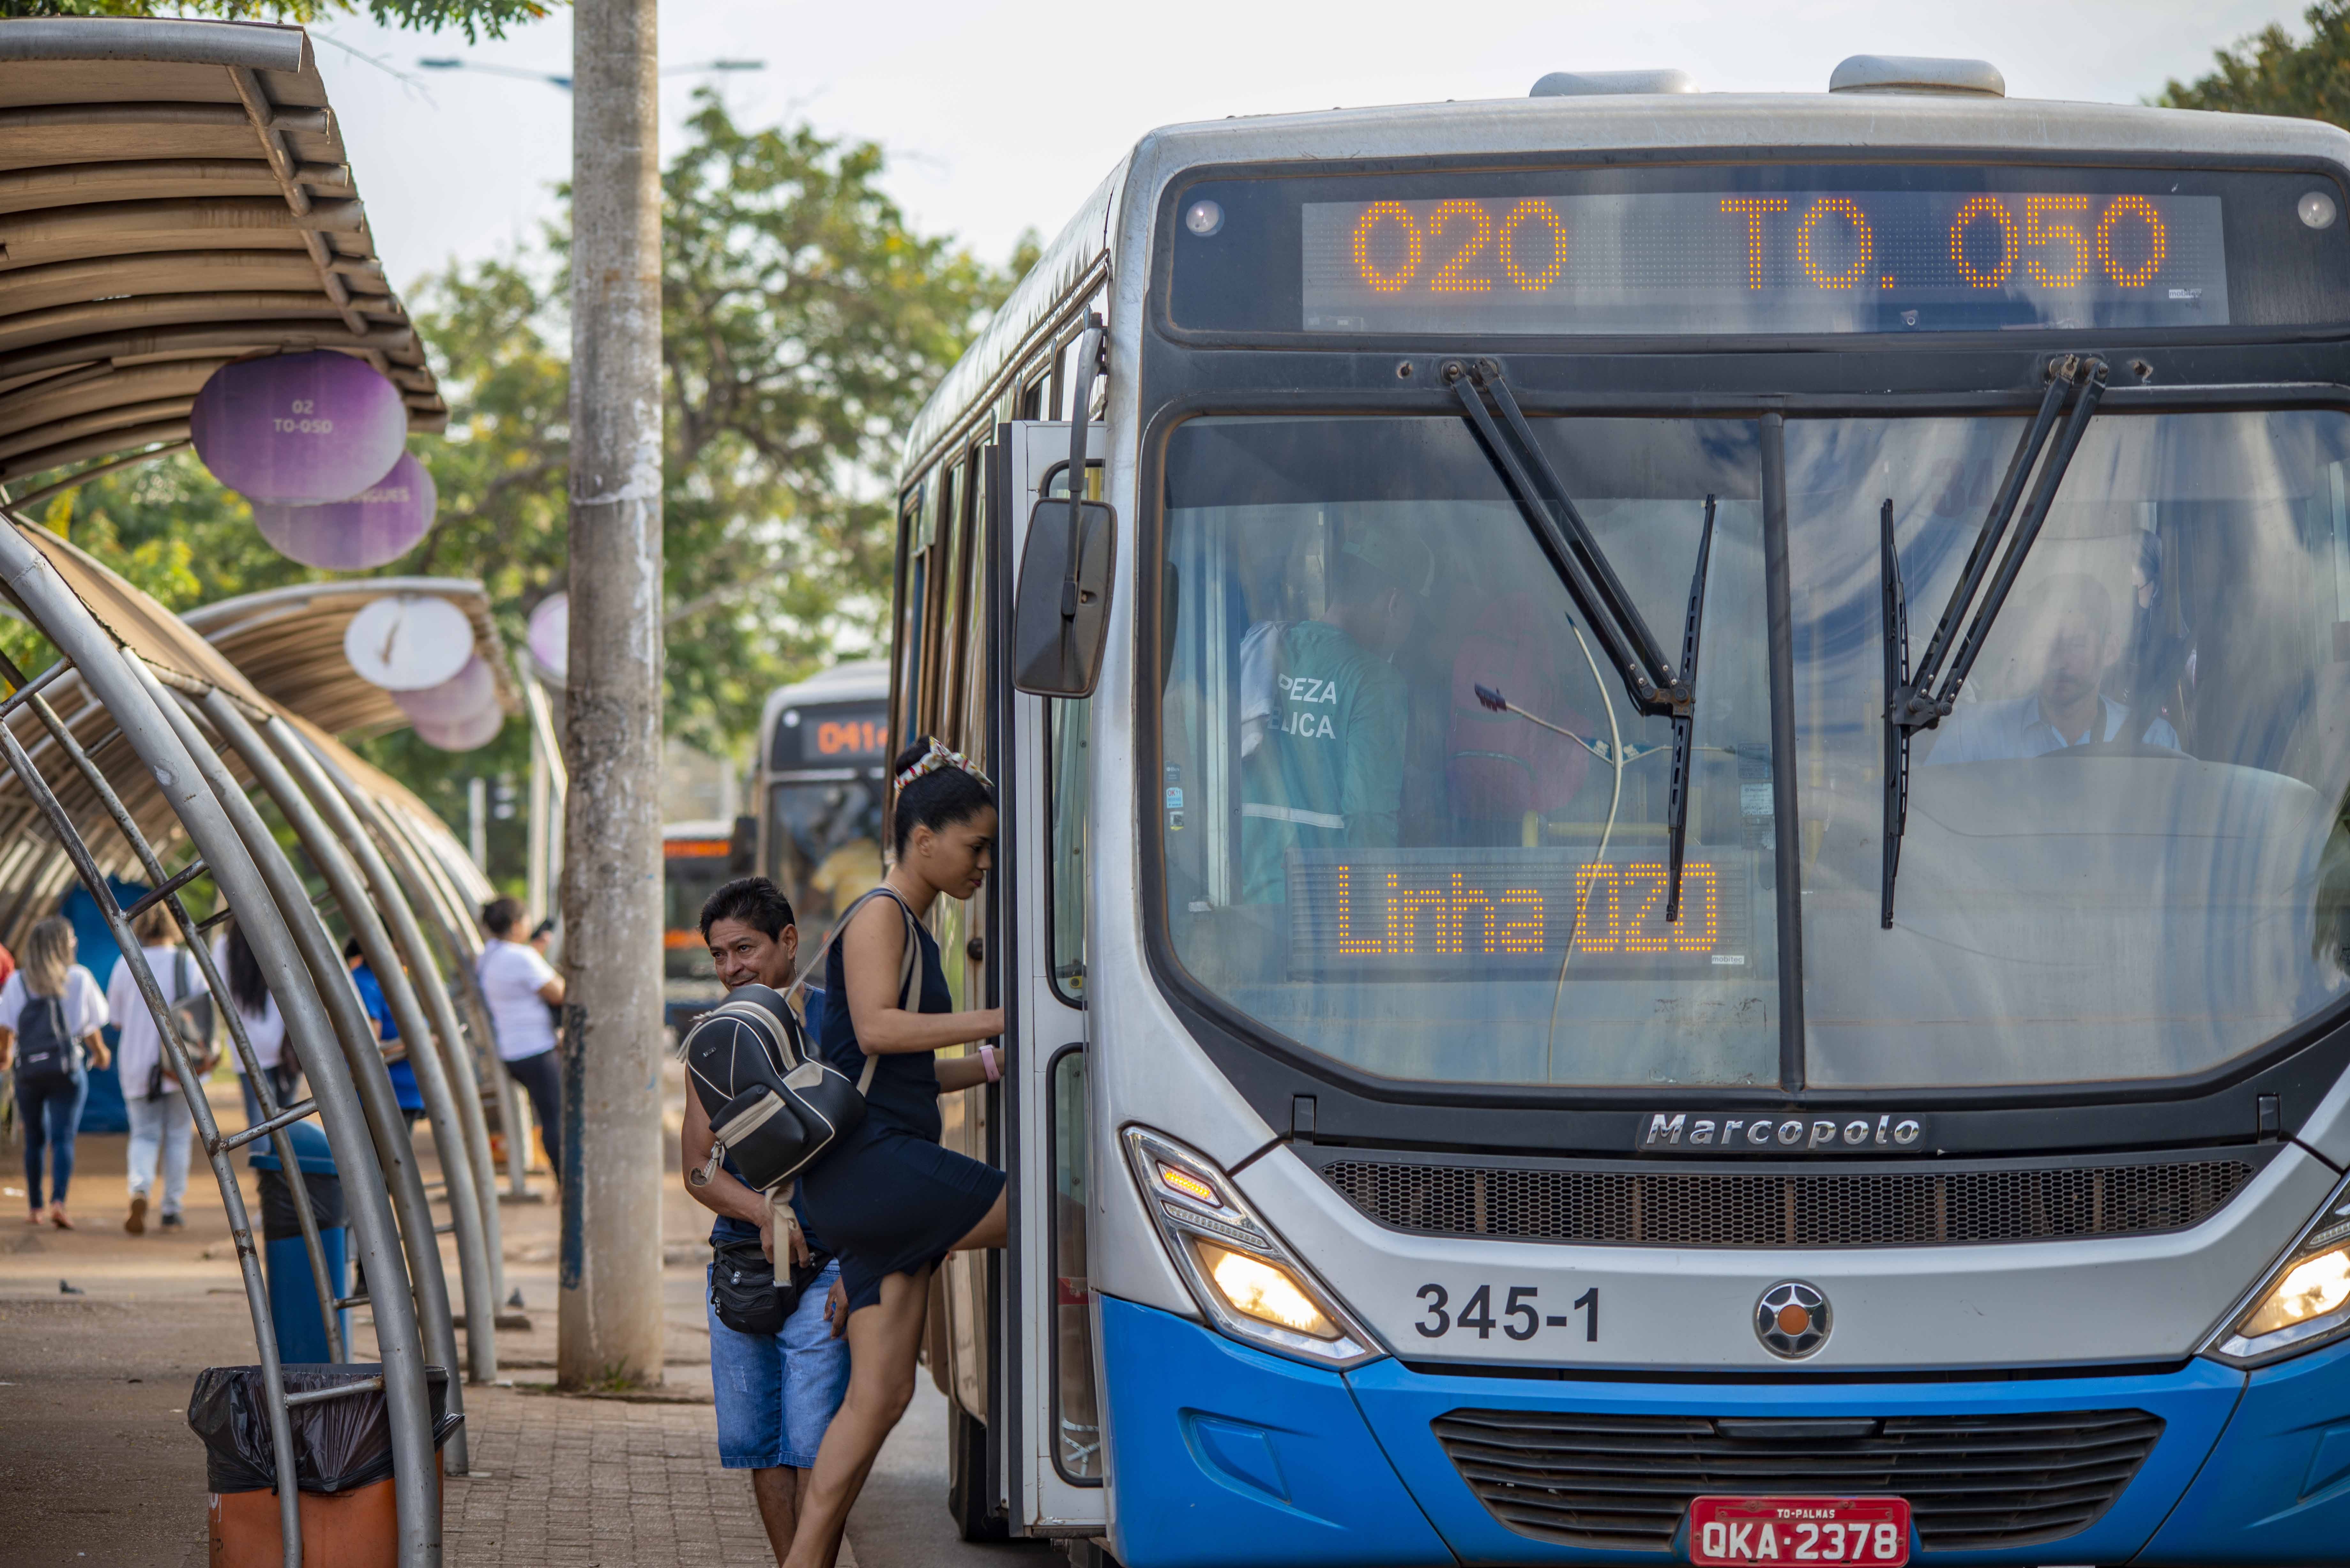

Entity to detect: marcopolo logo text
[1638,1111,1926,1153]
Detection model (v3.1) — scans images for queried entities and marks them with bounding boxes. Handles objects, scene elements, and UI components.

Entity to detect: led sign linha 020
[1284,848,1750,978]
[1298,187,2228,335]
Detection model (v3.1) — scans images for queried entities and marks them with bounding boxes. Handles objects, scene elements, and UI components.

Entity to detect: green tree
[0,0,554,42]
[2159,2,2350,124]
[24,96,1027,881]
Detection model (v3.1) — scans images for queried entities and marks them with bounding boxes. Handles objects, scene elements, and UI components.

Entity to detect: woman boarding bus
[892,57,2350,1566]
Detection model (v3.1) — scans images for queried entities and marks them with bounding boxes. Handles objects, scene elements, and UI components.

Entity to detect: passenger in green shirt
[1239,527,1432,904]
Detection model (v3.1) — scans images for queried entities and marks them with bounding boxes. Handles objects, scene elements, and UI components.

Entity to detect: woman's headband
[894,738,992,792]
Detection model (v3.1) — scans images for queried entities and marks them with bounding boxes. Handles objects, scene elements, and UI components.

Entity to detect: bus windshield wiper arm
[1447,356,1715,920]
[1878,353,2109,928]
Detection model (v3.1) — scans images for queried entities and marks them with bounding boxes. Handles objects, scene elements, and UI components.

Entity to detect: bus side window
[934,457,973,750]
[961,439,992,773]
[895,485,930,754]
[1047,696,1089,1003]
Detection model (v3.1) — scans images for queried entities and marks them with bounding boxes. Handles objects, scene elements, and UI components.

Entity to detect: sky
[310,0,2315,297]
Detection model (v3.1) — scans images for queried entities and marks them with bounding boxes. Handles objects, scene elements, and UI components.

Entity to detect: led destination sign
[769,701,887,769]
[1286,848,1750,977]
[1299,188,2229,335]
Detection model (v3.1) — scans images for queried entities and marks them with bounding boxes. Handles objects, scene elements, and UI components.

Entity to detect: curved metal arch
[298,733,522,1286]
[130,658,472,1483]
[0,645,345,1368]
[200,690,500,1383]
[0,524,437,1565]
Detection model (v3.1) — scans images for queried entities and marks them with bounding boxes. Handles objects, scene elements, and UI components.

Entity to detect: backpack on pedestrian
[12,991,75,1090]
[677,886,920,1195]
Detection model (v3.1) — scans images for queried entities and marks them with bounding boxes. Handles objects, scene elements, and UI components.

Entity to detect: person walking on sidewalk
[0,916,108,1229]
[476,897,564,1176]
[215,920,294,1131]
[343,938,423,1129]
[781,739,1010,1568]
[682,876,849,1564]
[107,903,197,1234]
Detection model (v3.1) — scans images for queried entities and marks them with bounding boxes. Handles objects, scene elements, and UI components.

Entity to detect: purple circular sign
[251,451,437,570]
[410,702,504,752]
[393,654,497,727]
[192,351,409,504]
[527,592,568,683]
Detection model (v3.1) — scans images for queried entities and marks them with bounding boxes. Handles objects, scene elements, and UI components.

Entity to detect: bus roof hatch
[1829,55,2006,97]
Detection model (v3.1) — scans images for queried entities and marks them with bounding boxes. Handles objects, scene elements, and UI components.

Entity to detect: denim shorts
[707,1256,849,1470]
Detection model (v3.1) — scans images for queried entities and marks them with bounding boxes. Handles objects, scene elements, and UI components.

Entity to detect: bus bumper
[1096,1294,1454,1567]
[2137,1330,2350,1564]
[1099,1293,2350,1564]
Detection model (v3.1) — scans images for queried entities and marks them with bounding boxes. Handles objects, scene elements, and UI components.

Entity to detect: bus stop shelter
[0,19,497,1568]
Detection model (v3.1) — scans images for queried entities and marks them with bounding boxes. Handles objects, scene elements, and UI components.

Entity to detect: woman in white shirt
[477,897,565,1176]
[0,917,110,1229]
[106,901,200,1235]
[215,920,293,1130]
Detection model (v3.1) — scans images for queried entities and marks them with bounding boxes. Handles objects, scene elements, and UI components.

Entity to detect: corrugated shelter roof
[15,514,268,706]
[182,577,519,739]
[0,18,444,499]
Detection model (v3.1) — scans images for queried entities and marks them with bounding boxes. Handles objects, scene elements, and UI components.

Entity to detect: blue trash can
[249,1121,348,1364]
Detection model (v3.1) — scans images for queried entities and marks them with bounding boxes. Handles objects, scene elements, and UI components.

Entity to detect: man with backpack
[681,876,849,1564]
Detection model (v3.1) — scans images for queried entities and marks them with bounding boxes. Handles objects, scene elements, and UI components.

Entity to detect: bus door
[991,421,1108,1534]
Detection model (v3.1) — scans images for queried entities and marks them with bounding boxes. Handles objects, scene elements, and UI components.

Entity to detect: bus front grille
[1321,1158,2254,1246]
[1434,1407,2165,1552]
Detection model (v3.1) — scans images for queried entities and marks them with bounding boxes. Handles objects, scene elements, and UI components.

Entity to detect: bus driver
[1924,574,2182,765]
[1238,525,1433,904]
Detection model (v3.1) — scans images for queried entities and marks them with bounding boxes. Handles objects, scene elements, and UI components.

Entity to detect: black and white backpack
[681,888,922,1194]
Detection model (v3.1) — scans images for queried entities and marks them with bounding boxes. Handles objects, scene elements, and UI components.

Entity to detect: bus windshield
[1156,409,2350,1093]
[1790,408,2350,1086]
[664,849,733,981]
[1158,415,1781,1087]
[769,777,883,940]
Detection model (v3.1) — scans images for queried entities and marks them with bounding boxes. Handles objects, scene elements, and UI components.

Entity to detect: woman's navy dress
[799,903,1005,1313]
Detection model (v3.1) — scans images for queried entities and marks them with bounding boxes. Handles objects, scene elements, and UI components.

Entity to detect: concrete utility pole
[558,0,665,1390]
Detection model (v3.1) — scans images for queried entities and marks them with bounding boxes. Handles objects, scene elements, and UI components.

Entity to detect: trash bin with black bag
[248,1120,346,1365]
[188,1362,459,1567]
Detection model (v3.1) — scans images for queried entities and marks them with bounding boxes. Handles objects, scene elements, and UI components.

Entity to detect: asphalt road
[850,1381,1054,1568]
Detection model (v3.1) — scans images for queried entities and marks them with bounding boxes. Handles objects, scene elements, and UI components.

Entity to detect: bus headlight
[2211,1177,2350,1367]
[1195,1240,1339,1338]
[1122,1125,1382,1368]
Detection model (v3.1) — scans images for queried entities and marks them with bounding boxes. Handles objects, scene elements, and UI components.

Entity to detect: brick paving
[2,1072,950,1567]
[443,1384,856,1568]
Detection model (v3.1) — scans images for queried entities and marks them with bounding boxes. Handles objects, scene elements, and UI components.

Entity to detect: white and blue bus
[894,56,2350,1567]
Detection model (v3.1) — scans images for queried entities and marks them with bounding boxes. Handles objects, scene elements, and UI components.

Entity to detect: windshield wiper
[1878,353,2109,928]
[1447,357,1715,920]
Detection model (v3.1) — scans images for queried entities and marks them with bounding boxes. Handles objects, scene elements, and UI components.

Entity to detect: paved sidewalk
[0,1068,1022,1568]
[440,1384,855,1568]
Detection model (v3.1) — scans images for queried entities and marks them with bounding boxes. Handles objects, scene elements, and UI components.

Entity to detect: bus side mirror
[1012,496,1116,697]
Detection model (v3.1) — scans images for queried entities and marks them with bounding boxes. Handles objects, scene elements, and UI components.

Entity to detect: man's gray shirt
[1923,693,2181,765]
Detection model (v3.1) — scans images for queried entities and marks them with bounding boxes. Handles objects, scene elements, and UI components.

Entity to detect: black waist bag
[680,982,869,1193]
[709,1236,827,1336]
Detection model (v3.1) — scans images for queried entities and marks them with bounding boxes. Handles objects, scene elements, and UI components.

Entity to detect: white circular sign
[344,594,474,691]
[527,591,568,684]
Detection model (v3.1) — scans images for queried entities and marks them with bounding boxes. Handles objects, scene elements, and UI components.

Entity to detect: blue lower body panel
[2139,1331,2350,1563]
[1348,1357,2241,1565]
[1097,1294,1454,1567]
[1096,1295,2350,1565]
